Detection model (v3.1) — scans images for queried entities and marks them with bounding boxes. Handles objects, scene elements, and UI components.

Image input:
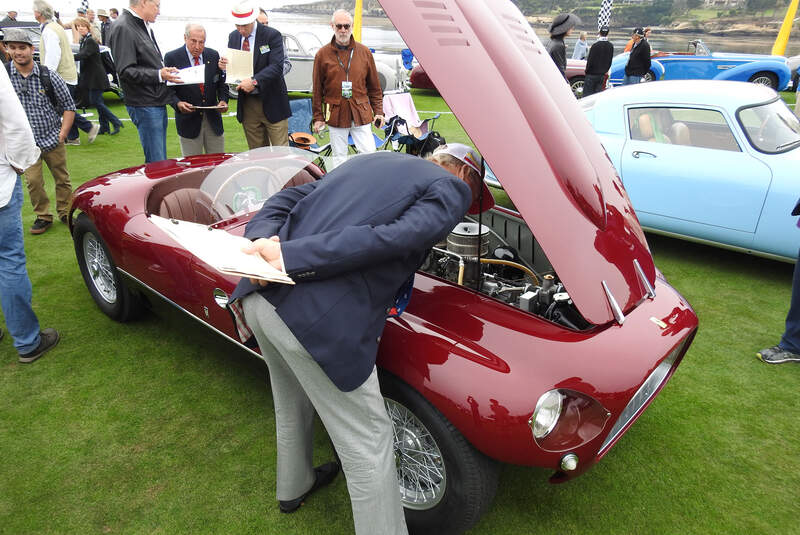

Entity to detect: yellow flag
[354,0,363,42]
[772,0,798,56]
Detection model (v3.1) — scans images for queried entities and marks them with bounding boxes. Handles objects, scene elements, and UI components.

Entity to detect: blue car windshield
[738,99,800,154]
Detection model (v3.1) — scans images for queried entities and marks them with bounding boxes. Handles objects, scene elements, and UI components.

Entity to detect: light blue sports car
[609,40,791,91]
[582,80,800,262]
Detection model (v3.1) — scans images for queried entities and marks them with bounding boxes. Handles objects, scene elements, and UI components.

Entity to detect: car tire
[748,71,778,89]
[380,372,499,535]
[227,86,239,100]
[569,75,585,98]
[73,213,143,322]
[643,70,656,82]
[376,61,395,93]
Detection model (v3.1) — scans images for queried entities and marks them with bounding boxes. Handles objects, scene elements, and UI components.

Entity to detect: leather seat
[158,188,220,225]
[668,122,692,146]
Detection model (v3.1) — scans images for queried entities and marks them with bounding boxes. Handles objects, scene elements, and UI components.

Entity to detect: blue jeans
[622,74,642,85]
[89,89,122,133]
[126,105,168,163]
[780,248,800,353]
[0,177,41,354]
[67,84,95,140]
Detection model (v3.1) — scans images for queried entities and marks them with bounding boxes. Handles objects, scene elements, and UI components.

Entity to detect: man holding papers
[220,1,290,149]
[165,24,229,156]
[230,145,494,534]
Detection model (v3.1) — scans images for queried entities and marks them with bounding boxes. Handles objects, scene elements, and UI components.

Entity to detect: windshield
[737,99,800,153]
[200,147,319,219]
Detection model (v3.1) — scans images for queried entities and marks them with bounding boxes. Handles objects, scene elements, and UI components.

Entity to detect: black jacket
[546,36,567,78]
[100,20,111,45]
[74,34,108,90]
[585,39,614,76]
[625,39,651,77]
[164,45,228,138]
[227,23,290,123]
[108,9,171,107]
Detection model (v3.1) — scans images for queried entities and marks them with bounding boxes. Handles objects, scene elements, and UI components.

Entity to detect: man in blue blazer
[164,24,229,156]
[220,2,290,149]
[230,145,492,534]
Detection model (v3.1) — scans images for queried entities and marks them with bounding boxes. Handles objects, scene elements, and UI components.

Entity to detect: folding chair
[381,92,440,155]
[288,98,319,150]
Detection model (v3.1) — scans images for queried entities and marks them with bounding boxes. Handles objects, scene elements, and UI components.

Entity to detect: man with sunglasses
[312,9,384,164]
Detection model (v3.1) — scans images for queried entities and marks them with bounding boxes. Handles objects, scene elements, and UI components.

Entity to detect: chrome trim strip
[601,280,625,325]
[117,268,264,361]
[633,259,656,299]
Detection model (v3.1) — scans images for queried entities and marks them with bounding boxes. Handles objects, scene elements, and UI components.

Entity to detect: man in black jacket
[583,26,613,97]
[165,24,228,156]
[108,0,182,163]
[623,27,650,85]
[220,1,290,149]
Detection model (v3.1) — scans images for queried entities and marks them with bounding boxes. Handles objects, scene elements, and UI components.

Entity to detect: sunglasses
[335,23,351,30]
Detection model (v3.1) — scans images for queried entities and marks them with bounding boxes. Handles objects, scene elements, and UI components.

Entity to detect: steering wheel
[211,165,283,214]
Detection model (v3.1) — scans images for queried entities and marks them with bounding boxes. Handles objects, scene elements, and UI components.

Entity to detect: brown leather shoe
[18,328,60,363]
[30,218,53,235]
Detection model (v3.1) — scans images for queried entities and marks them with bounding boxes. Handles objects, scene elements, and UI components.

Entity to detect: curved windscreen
[738,98,800,154]
[200,147,318,219]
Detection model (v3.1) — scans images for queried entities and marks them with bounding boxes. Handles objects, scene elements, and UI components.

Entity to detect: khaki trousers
[240,93,289,149]
[178,114,226,157]
[24,143,72,222]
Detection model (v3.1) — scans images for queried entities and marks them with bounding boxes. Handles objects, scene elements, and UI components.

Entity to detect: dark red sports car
[69,1,696,533]
[411,58,606,98]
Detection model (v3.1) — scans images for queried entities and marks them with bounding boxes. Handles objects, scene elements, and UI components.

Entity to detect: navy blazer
[227,24,290,124]
[230,152,472,391]
[164,46,228,138]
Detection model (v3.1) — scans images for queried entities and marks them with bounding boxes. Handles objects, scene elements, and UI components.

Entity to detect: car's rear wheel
[569,75,585,98]
[643,70,656,82]
[73,213,143,322]
[380,372,499,535]
[749,71,778,89]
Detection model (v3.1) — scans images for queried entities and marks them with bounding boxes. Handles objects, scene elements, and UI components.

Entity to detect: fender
[713,59,791,90]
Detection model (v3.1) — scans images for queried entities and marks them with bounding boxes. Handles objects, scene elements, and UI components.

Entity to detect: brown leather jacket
[312,36,383,128]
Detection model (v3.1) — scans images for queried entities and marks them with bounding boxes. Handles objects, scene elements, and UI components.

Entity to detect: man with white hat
[97,8,111,45]
[220,1,290,149]
[231,143,493,534]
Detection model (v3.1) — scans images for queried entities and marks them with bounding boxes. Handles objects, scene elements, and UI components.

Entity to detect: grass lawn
[1,90,799,534]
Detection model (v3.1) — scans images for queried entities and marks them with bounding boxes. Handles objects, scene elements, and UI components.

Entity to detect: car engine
[420,221,591,331]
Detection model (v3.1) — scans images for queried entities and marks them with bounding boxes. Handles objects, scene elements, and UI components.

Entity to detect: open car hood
[379,0,656,325]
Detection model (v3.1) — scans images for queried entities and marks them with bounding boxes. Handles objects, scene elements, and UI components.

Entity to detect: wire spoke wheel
[385,397,446,510]
[83,231,117,304]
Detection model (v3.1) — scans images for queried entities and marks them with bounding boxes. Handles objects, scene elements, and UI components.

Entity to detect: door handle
[632,150,656,159]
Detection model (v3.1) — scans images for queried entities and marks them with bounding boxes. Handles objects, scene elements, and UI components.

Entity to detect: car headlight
[530,390,563,439]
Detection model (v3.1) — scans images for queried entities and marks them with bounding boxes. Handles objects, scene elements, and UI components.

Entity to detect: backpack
[5,62,61,112]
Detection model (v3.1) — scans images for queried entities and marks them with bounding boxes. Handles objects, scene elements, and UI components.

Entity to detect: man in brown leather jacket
[312,9,384,164]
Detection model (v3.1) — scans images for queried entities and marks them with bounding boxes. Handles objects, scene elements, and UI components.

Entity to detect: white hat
[433,143,495,214]
[230,1,258,25]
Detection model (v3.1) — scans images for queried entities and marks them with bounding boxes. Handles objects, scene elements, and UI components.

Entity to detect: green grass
[1,90,799,534]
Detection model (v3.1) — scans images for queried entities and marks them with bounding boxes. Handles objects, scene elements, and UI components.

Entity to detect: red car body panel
[70,0,698,485]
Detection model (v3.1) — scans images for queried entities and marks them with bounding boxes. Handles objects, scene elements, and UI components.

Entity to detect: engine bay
[419,218,591,331]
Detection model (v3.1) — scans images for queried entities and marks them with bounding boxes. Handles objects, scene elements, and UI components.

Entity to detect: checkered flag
[597,0,613,30]
[80,0,90,12]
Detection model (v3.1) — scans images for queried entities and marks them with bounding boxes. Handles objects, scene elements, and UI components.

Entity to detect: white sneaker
[65,138,80,146]
[88,124,100,144]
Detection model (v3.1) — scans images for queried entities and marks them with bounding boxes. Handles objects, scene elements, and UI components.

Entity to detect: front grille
[598,337,688,455]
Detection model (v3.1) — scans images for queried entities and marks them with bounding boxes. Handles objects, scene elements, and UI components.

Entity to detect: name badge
[259,45,270,54]
[341,80,352,99]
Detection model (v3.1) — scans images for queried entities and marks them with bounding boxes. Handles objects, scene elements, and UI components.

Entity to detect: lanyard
[337,47,354,82]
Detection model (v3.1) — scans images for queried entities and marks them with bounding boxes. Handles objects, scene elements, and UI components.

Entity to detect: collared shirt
[0,66,40,207]
[185,46,203,65]
[40,22,62,71]
[8,63,75,152]
[127,7,165,79]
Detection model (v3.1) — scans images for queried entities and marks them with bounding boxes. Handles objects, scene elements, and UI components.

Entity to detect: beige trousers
[240,93,289,149]
[24,143,72,222]
[178,114,225,157]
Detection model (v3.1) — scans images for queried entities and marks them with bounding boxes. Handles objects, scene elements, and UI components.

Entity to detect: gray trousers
[178,114,225,157]
[242,294,408,535]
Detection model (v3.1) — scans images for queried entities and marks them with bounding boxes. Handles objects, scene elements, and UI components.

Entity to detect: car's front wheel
[749,71,778,89]
[73,213,143,322]
[380,372,499,535]
[569,75,585,98]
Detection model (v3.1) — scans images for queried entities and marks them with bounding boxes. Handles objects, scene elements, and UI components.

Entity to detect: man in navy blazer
[164,24,229,156]
[220,2,290,149]
[231,145,493,534]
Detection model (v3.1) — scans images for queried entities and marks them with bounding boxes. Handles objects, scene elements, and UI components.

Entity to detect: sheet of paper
[192,105,224,109]
[150,215,294,284]
[224,47,254,83]
[166,64,206,86]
